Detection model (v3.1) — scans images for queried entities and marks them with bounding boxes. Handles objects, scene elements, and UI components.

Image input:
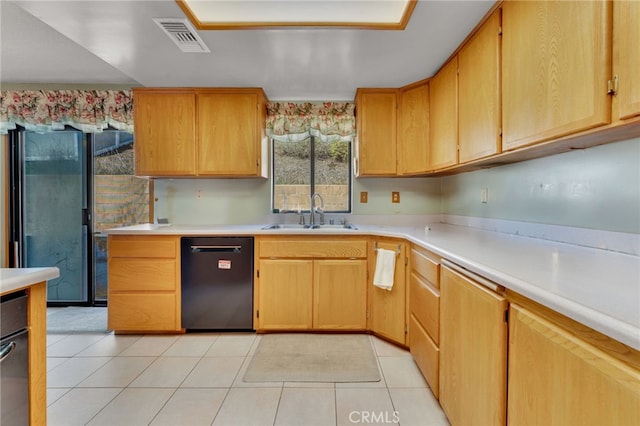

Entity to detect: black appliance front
[181,237,254,330]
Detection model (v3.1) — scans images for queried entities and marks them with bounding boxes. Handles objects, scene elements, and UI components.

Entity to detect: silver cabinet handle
[191,245,241,250]
[0,342,16,363]
[190,245,242,253]
[441,259,503,293]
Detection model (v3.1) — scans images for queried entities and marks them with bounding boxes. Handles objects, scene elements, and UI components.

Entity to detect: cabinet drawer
[410,272,440,344]
[410,314,439,397]
[109,259,177,292]
[108,293,178,331]
[411,247,439,288]
[259,239,367,258]
[108,236,178,258]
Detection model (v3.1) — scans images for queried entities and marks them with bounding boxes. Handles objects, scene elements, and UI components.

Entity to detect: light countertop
[105,223,640,350]
[1,267,60,295]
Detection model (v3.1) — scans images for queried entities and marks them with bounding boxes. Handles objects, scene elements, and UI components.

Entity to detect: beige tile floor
[46,332,449,426]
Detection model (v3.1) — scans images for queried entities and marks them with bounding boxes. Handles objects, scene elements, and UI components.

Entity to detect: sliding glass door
[20,130,89,302]
[9,129,149,305]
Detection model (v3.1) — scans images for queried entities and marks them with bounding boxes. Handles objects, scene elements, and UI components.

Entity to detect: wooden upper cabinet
[133,88,267,177]
[198,90,266,176]
[458,9,502,163]
[398,80,430,175]
[429,57,458,171]
[355,89,398,176]
[134,90,197,176]
[502,0,612,151]
[612,0,640,122]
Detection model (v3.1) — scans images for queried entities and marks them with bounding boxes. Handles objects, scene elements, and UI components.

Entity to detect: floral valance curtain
[266,102,356,143]
[0,90,134,134]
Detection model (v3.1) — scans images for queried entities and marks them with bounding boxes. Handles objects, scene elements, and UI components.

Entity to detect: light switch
[360,192,368,203]
[481,188,488,203]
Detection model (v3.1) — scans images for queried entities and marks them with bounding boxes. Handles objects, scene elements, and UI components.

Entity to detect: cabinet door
[108,293,178,331]
[613,0,640,121]
[439,266,507,426]
[458,9,501,163]
[108,259,176,292]
[410,314,439,398]
[198,92,261,176]
[313,259,367,329]
[133,91,196,176]
[502,0,612,150]
[429,58,458,170]
[258,259,313,330]
[369,241,406,344]
[398,82,430,175]
[356,90,398,176]
[409,272,439,344]
[508,304,640,425]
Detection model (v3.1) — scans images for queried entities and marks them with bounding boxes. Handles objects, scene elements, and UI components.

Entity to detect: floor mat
[243,334,381,383]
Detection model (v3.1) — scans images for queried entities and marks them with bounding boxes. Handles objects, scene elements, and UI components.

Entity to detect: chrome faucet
[309,192,325,227]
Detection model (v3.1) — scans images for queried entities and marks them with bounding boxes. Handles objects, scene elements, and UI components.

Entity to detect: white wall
[154,178,272,225]
[441,137,640,234]
[155,138,640,234]
[153,176,442,225]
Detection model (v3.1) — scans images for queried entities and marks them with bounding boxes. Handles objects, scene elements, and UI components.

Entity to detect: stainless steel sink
[261,223,358,230]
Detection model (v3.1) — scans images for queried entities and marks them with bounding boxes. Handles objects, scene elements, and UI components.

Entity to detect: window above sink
[271,136,352,214]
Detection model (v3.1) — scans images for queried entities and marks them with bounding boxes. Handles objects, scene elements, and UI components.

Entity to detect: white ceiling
[0,0,495,100]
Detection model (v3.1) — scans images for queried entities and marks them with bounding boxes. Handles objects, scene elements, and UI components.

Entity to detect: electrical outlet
[392,191,400,203]
[481,188,488,203]
[360,192,368,203]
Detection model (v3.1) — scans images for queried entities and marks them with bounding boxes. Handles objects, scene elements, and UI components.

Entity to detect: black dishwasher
[181,237,254,330]
[1,291,29,426]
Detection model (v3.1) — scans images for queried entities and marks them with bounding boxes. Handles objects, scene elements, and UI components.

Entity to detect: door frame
[7,128,96,306]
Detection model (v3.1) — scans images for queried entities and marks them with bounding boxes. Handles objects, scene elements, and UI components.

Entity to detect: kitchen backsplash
[441,137,640,235]
[147,137,640,255]
[153,176,443,225]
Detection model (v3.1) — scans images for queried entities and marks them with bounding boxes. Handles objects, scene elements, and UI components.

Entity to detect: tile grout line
[83,386,128,426]
[47,332,439,425]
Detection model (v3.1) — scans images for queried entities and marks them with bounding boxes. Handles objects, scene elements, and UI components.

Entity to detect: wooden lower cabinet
[410,269,440,344]
[408,245,441,395]
[109,293,178,331]
[508,304,640,425]
[257,259,313,330]
[369,238,407,344]
[107,235,181,332]
[314,259,367,329]
[410,314,439,398]
[439,265,508,426]
[256,237,368,331]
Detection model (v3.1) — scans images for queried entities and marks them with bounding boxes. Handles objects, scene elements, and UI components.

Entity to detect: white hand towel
[373,248,396,291]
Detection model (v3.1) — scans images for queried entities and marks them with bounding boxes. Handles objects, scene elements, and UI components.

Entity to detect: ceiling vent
[153,18,210,53]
